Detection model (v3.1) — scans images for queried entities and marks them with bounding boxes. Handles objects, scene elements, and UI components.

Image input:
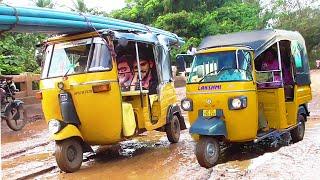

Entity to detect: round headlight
[231,98,242,109]
[181,99,192,111]
[48,120,61,134]
[57,82,64,90]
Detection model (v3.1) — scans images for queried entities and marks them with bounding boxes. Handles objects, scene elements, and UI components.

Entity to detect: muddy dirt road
[1,70,319,179]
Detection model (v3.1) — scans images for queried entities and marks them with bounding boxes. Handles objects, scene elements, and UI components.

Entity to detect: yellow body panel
[296,85,312,105]
[186,46,312,143]
[41,69,123,145]
[53,124,82,141]
[197,46,252,54]
[46,32,99,44]
[187,82,258,142]
[122,102,136,137]
[257,88,287,129]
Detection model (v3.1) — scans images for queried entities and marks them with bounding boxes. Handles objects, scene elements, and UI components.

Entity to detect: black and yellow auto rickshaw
[178,29,312,168]
[36,28,186,172]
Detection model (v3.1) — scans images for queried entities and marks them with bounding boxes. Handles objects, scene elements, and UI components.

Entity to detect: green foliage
[270,1,320,68]
[0,33,46,75]
[71,0,88,12]
[33,0,55,8]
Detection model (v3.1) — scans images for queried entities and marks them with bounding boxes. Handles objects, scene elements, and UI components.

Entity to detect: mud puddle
[1,120,47,144]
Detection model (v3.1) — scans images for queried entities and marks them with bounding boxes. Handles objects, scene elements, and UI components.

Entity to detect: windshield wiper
[63,64,77,78]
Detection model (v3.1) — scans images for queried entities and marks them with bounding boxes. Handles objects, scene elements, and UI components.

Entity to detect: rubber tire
[291,114,306,143]
[6,104,26,131]
[165,115,181,143]
[55,138,83,173]
[195,136,220,168]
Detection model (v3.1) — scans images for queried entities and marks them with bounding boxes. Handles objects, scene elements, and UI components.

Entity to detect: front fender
[189,116,227,137]
[52,124,83,141]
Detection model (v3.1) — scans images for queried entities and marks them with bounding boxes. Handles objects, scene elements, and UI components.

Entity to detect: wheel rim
[297,115,305,137]
[207,143,215,158]
[67,145,77,162]
[205,142,216,162]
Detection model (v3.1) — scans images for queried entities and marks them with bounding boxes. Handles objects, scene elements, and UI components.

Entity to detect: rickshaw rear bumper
[189,116,227,138]
[51,123,83,141]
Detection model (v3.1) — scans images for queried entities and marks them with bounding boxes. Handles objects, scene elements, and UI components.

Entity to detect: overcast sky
[2,0,126,13]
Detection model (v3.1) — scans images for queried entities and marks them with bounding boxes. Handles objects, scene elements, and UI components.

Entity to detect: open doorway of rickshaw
[255,40,295,102]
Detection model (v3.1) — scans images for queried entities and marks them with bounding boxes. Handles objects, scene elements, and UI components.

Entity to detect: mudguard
[166,105,187,130]
[189,116,227,137]
[299,105,308,118]
[53,124,83,141]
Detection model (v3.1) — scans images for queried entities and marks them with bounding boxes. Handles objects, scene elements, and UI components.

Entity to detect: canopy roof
[198,29,305,57]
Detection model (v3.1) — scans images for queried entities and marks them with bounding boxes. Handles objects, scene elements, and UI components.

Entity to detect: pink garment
[261,58,281,82]
[282,62,294,85]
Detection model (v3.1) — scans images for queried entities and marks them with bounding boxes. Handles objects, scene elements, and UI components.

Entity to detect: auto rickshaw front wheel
[166,115,181,143]
[55,138,83,173]
[291,114,306,143]
[195,136,220,168]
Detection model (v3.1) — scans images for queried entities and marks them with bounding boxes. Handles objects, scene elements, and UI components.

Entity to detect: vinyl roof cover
[198,29,305,58]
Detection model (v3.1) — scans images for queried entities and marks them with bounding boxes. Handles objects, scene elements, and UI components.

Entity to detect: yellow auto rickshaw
[178,29,312,168]
[36,28,186,172]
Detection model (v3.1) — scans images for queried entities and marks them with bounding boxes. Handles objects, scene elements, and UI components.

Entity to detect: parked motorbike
[0,77,26,131]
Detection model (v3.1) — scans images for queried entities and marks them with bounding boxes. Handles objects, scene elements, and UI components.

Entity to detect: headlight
[232,98,242,109]
[181,98,193,111]
[228,96,247,110]
[48,119,61,134]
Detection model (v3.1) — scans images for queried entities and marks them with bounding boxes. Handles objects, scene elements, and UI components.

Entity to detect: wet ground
[1,70,319,179]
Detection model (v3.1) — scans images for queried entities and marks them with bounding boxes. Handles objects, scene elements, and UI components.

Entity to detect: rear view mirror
[35,46,45,67]
[176,54,194,73]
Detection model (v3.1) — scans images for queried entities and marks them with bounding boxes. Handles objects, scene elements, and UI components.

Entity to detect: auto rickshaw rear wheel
[166,115,180,143]
[291,114,306,143]
[196,136,220,168]
[55,138,83,173]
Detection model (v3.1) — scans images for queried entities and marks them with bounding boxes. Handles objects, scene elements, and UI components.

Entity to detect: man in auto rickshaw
[117,55,134,91]
[130,54,158,94]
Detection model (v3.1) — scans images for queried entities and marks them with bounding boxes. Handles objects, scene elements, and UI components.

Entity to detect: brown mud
[1,70,319,179]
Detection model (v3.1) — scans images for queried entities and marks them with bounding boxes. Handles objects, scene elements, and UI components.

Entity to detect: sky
[2,0,126,13]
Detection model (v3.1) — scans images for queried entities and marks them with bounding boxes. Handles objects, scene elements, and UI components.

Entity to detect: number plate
[203,109,217,117]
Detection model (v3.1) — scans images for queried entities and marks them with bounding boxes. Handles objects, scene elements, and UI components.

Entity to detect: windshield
[187,50,253,83]
[41,37,112,79]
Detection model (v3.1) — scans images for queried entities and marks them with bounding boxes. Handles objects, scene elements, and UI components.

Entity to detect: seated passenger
[131,55,158,94]
[260,50,281,87]
[117,55,133,91]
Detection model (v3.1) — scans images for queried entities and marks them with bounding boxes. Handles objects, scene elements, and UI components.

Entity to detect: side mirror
[176,54,194,73]
[35,46,45,67]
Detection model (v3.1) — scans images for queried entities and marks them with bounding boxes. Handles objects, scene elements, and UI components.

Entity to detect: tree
[71,0,88,13]
[269,0,320,67]
[33,0,55,8]
[0,33,46,74]
[113,0,264,56]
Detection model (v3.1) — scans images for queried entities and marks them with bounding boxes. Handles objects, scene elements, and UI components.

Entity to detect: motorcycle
[1,76,26,131]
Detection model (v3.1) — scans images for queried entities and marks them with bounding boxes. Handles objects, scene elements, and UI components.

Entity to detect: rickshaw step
[254,129,277,143]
